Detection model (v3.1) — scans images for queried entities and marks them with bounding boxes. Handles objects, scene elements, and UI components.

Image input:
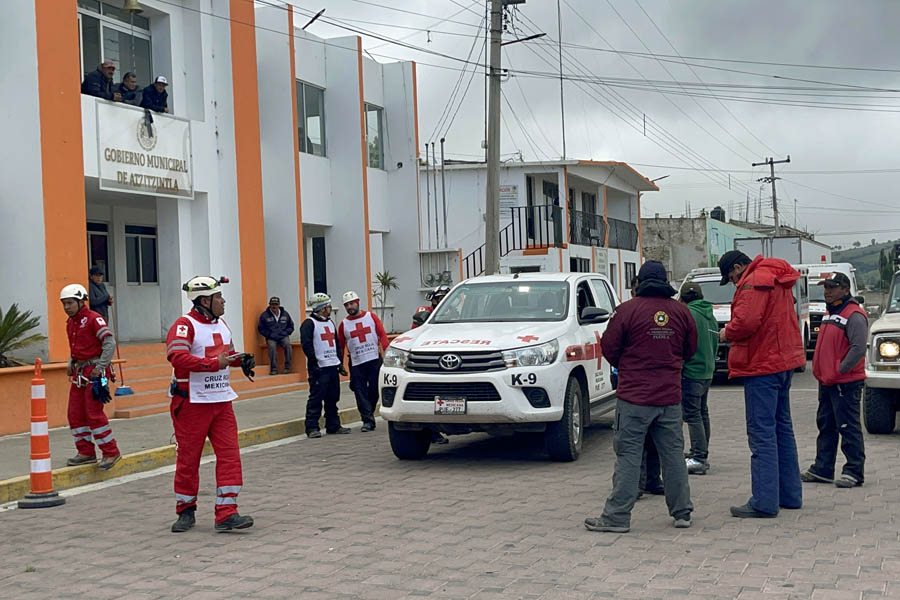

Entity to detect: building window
[87,222,111,282]
[570,257,590,273]
[78,1,152,85]
[609,263,618,292]
[582,192,597,214]
[624,262,637,288]
[296,80,326,156]
[365,103,384,169]
[125,225,158,284]
[542,181,559,206]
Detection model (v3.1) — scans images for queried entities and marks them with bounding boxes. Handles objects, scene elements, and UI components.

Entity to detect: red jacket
[724,256,805,377]
[812,301,867,385]
[600,292,697,406]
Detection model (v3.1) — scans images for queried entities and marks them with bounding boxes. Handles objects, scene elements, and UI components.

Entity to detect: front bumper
[379,364,567,424]
[865,367,900,389]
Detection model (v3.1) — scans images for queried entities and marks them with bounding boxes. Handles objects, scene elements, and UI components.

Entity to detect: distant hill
[833,240,898,289]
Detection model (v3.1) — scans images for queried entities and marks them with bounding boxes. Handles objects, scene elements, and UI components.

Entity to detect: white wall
[0,2,49,358]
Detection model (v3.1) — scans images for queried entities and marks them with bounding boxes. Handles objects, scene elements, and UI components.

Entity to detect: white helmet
[60,284,89,301]
[182,275,226,301]
[342,290,360,305]
[309,292,332,313]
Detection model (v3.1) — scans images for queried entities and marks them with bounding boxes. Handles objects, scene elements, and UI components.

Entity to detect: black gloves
[241,354,256,382]
[91,377,111,404]
[339,366,348,377]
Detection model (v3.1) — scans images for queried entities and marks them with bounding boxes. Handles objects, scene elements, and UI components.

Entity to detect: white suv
[379,273,619,461]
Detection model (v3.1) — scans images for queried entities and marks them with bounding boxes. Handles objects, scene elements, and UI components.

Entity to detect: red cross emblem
[394,336,412,344]
[320,327,336,347]
[565,331,603,368]
[350,321,372,343]
[517,335,539,343]
[204,333,226,358]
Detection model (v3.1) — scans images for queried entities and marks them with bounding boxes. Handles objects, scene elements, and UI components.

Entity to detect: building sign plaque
[96,102,193,199]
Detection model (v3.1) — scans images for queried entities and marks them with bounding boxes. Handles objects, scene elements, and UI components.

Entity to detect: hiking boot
[67,453,97,466]
[97,454,121,471]
[361,423,375,432]
[800,469,833,484]
[171,509,196,533]
[835,474,862,488]
[686,458,708,475]
[584,517,629,533]
[327,427,351,435]
[307,430,322,439]
[215,513,254,532]
[730,502,776,519]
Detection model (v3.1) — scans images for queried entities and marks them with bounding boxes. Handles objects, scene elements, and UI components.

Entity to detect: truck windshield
[690,280,736,305]
[808,282,826,303]
[431,281,570,323]
[889,275,900,313]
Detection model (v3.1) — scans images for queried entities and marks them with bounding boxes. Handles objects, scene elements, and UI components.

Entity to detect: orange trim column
[287,6,307,319]
[356,38,374,308]
[229,0,268,352]
[36,0,86,362]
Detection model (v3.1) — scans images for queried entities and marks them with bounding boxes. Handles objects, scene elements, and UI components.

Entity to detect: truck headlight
[383,347,409,369]
[502,339,559,367]
[879,340,900,360]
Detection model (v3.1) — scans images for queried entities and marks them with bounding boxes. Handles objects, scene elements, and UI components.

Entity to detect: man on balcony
[117,72,142,107]
[81,60,121,102]
[141,75,169,113]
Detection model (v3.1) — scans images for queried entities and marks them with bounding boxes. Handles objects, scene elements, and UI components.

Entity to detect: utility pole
[484,0,504,275]
[556,0,566,159]
[753,155,790,237]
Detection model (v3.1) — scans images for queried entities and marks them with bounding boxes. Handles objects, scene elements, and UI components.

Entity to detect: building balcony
[569,210,606,247]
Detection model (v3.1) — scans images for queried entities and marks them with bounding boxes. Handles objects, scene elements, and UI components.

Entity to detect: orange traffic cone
[18,359,65,509]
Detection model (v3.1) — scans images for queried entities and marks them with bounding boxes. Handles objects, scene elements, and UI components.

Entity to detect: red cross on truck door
[350,321,372,343]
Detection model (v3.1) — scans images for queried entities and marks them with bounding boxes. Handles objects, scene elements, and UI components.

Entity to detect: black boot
[171,509,196,533]
[215,513,254,532]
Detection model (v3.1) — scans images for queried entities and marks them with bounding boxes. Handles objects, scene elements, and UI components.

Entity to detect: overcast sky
[292,0,900,248]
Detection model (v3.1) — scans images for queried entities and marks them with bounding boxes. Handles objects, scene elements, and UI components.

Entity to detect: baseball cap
[154,75,169,85]
[680,281,703,300]
[717,250,751,285]
[818,272,851,288]
[269,296,281,305]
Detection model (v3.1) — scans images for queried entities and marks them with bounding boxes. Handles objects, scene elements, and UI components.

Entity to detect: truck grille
[403,382,502,402]
[406,351,506,373]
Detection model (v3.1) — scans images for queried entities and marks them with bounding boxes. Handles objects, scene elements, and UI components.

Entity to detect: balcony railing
[569,210,606,247]
[608,217,639,251]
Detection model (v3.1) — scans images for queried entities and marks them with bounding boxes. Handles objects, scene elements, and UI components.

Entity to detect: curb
[0,405,371,505]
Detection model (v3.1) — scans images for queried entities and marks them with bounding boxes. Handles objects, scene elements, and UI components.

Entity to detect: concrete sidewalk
[0,382,360,482]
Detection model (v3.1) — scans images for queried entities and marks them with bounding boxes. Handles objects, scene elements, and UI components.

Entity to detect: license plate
[434,396,466,415]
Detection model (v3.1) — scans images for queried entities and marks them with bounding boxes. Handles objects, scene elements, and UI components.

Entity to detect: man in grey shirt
[803,272,867,488]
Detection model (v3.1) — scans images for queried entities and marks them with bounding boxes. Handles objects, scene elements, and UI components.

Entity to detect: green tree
[0,304,47,368]
[372,271,399,323]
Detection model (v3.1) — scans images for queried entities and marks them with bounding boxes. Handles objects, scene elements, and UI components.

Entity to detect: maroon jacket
[600,284,698,406]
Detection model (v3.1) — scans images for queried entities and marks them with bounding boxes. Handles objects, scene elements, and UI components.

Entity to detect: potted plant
[0,304,47,368]
[372,271,399,324]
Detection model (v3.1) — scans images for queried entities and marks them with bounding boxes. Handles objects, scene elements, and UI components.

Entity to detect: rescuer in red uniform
[411,285,450,329]
[166,276,256,533]
[61,284,121,470]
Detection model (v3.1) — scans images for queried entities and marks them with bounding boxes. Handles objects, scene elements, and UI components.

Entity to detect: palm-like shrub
[0,304,47,368]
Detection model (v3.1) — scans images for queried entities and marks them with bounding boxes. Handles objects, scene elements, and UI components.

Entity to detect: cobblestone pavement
[2,370,900,599]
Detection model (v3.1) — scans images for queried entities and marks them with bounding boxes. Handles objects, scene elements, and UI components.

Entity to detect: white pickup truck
[864,269,900,434]
[379,273,620,461]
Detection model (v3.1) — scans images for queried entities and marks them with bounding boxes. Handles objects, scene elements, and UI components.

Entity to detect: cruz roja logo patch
[653,311,670,327]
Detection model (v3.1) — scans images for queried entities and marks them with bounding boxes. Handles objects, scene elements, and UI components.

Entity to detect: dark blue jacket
[117,83,142,106]
[258,308,294,341]
[140,84,168,112]
[82,69,115,100]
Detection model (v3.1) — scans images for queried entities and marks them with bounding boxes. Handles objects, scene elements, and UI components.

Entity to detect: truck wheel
[545,376,583,462]
[864,386,897,434]
[388,423,432,459]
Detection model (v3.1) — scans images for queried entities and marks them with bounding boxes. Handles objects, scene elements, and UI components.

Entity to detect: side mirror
[855,295,866,305]
[581,306,610,323]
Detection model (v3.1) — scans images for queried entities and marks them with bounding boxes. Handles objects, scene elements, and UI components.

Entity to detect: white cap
[154,75,168,85]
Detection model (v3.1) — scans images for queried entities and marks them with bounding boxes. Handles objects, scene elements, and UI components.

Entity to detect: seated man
[141,75,169,113]
[117,72,142,106]
[81,60,121,102]
[257,297,294,375]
